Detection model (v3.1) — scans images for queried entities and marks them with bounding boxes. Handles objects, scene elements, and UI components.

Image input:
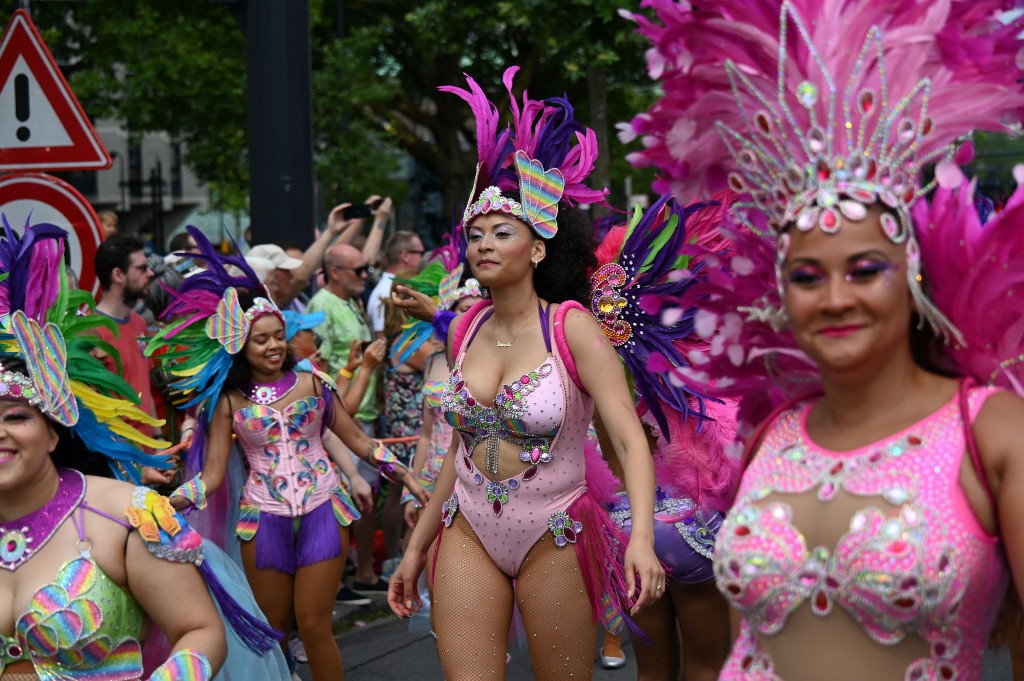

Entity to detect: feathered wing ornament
[0,220,169,482]
[145,226,271,472]
[441,66,608,236]
[590,193,743,508]
[916,163,1024,393]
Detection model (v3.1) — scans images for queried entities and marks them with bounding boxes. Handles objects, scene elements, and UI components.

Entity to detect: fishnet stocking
[432,513,515,679]
[515,531,598,680]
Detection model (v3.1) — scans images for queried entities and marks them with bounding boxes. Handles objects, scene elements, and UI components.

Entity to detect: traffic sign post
[0,9,112,172]
[0,173,104,296]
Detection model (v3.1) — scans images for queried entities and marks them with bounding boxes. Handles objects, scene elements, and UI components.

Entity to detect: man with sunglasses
[366,231,425,339]
[307,242,392,601]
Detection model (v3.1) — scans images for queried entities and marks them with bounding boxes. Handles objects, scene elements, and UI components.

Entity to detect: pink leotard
[234,395,340,517]
[715,386,1008,680]
[441,303,587,576]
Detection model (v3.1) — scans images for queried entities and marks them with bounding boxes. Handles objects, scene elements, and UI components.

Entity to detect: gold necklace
[495,315,536,348]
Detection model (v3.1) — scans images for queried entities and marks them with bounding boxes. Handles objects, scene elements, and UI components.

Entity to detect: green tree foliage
[0,0,658,220]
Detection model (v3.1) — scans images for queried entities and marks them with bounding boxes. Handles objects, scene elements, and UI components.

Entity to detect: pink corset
[233,395,340,517]
[716,387,1008,680]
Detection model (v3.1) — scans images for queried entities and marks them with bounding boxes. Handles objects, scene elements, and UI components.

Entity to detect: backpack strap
[552,301,589,395]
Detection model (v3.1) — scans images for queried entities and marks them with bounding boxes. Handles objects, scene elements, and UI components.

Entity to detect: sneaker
[287,635,308,664]
[351,578,390,595]
[599,630,627,670]
[336,585,372,606]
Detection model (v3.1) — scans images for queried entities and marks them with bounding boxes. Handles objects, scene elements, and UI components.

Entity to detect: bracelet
[171,476,207,511]
[148,648,212,680]
[369,440,409,484]
[338,368,354,380]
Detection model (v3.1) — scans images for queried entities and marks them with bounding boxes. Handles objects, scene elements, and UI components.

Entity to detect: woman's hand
[403,475,430,506]
[624,537,665,615]
[350,476,374,514]
[387,548,428,618]
[361,338,386,369]
[345,339,364,372]
[391,285,438,323]
[403,500,421,529]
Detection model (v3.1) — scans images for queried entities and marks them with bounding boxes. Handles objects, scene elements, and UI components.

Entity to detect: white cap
[248,244,302,270]
[243,256,276,283]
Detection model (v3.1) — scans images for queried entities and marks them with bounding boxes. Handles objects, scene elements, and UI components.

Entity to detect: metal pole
[239,0,316,248]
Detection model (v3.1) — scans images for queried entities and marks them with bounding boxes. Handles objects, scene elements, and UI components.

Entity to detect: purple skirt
[253,501,344,574]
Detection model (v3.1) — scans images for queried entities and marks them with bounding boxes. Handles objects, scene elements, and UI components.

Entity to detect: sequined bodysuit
[233,395,357,521]
[715,388,1007,680]
[441,304,583,576]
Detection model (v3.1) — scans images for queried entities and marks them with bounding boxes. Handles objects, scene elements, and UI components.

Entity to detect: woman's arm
[170,394,233,511]
[389,435,459,617]
[564,308,664,613]
[126,526,227,675]
[322,430,374,513]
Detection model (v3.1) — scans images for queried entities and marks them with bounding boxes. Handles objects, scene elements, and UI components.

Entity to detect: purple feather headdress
[440,66,608,239]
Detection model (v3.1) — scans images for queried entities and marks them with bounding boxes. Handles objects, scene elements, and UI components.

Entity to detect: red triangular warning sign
[0,10,111,172]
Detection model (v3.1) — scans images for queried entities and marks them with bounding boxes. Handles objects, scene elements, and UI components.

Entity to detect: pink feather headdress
[440,66,608,239]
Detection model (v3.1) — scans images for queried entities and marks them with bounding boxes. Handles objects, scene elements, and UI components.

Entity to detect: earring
[532,259,540,269]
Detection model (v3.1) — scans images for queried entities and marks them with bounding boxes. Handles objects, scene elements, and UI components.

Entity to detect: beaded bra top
[715,388,1007,679]
[442,306,562,477]
[234,395,338,516]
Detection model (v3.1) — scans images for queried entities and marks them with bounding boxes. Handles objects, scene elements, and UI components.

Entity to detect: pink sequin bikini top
[442,304,564,465]
[234,395,338,516]
[715,387,1008,676]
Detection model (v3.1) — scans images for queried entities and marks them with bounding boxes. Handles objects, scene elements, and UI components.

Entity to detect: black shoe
[351,578,389,595]
[336,585,372,606]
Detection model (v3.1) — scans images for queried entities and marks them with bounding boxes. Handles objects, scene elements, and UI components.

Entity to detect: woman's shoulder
[83,474,137,521]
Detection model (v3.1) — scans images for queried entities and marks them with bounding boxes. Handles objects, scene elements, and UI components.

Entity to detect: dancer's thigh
[514,532,597,681]
[673,578,730,681]
[432,513,515,680]
[240,538,295,635]
[630,585,681,681]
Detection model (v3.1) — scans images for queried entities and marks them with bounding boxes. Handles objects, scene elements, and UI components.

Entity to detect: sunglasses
[336,264,370,276]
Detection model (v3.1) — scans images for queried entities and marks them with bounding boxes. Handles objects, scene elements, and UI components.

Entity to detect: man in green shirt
[307,242,387,597]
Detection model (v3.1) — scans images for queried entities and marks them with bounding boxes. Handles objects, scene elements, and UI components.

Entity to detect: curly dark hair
[223,289,296,394]
[493,191,597,304]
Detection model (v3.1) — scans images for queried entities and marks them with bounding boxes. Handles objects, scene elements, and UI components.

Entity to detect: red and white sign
[0,10,111,171]
[0,173,103,295]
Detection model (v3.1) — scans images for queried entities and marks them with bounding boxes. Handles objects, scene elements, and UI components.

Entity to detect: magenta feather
[624,0,1024,203]
[916,164,1024,393]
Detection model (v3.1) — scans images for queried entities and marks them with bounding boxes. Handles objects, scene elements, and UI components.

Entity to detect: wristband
[338,367,354,380]
[172,476,208,511]
[148,648,212,680]
[369,440,410,484]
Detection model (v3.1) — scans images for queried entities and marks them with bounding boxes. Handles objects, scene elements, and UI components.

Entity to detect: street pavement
[296,594,636,680]
[296,593,1014,680]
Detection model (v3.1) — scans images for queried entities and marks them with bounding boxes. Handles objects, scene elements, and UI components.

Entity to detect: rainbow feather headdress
[0,217,169,482]
[625,0,1024,344]
[441,66,608,238]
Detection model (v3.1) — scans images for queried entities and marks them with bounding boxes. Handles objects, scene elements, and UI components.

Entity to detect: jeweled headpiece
[625,0,1024,344]
[206,288,283,355]
[442,66,608,239]
[448,278,484,310]
[0,217,168,480]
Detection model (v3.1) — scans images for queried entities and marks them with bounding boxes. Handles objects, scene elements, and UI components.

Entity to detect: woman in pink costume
[388,68,664,680]
[622,2,1024,679]
[148,228,426,680]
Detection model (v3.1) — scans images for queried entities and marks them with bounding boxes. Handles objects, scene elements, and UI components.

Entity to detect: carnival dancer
[586,194,741,680]
[0,221,287,680]
[146,227,426,680]
[624,2,1024,679]
[387,67,664,680]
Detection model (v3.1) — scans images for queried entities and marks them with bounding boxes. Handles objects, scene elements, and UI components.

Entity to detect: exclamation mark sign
[15,74,30,142]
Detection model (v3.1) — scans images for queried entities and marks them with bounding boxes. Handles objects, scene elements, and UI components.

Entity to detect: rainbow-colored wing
[437,263,465,310]
[205,287,249,355]
[9,310,78,426]
[515,151,564,239]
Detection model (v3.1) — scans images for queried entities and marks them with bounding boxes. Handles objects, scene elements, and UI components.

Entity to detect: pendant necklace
[246,370,299,405]
[1,467,85,571]
[495,314,537,348]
